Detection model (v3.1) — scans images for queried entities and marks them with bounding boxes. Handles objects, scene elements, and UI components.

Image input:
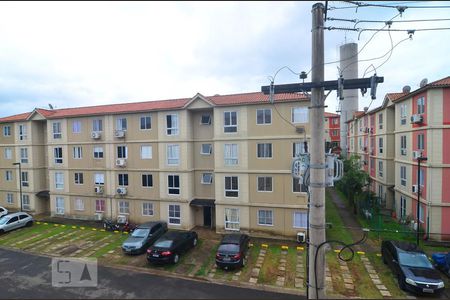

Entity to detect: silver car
[122,221,167,255]
[0,206,8,218]
[0,212,33,233]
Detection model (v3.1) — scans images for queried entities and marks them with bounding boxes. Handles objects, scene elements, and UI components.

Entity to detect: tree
[336,155,370,214]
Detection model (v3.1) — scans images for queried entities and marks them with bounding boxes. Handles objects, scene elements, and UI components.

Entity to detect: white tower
[339,42,359,157]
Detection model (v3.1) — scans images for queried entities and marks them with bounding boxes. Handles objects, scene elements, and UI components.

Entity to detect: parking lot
[1,221,439,298]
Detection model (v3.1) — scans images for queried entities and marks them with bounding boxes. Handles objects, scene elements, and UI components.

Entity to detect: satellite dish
[419,78,428,88]
[402,85,411,93]
[363,107,369,113]
[48,104,54,110]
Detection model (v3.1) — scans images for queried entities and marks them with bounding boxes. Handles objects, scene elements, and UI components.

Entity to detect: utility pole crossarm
[261,77,384,94]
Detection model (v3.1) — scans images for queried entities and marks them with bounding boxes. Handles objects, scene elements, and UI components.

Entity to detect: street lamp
[416,155,427,246]
[12,162,23,212]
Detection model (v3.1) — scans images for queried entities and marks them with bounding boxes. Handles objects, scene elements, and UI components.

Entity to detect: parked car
[215,233,250,269]
[381,240,445,295]
[0,212,33,233]
[146,230,198,264]
[121,221,167,255]
[0,206,8,218]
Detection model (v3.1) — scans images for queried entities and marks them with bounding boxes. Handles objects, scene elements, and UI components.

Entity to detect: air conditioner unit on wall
[91,131,101,139]
[297,232,306,243]
[117,187,127,195]
[94,186,103,194]
[116,158,126,167]
[412,185,418,193]
[410,114,423,124]
[412,150,422,160]
[114,130,125,138]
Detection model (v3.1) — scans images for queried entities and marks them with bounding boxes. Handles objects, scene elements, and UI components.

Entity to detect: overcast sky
[0,1,449,118]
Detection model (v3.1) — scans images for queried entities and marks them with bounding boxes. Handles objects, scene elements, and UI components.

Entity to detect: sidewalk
[327,188,378,253]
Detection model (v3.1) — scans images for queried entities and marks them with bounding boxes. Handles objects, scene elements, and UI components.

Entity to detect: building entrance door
[203,206,212,227]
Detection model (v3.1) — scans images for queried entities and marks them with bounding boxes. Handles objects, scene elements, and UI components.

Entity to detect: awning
[190,199,215,207]
[36,190,50,199]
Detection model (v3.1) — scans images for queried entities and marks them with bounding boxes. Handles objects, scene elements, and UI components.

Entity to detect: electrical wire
[344,1,450,9]
[327,17,450,24]
[313,230,368,299]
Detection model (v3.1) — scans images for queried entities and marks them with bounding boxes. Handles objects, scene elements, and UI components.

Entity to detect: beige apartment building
[0,92,312,239]
[347,76,450,240]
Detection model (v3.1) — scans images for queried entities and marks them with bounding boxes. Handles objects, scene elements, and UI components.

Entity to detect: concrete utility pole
[309,3,326,299]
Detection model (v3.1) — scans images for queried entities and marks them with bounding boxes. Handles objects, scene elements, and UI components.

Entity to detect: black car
[215,233,250,269]
[121,221,167,255]
[381,240,445,295]
[146,230,198,264]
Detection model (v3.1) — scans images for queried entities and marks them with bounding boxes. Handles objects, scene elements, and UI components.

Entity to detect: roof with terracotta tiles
[324,112,340,118]
[386,92,408,101]
[0,91,309,123]
[392,76,450,103]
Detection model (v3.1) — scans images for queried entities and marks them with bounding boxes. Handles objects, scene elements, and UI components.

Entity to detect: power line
[324,26,450,32]
[327,17,450,25]
[343,1,450,9]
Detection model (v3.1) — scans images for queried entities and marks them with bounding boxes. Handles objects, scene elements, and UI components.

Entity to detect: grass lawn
[325,191,354,244]
[258,245,281,285]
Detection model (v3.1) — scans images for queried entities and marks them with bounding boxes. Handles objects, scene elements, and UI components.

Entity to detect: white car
[0,212,33,233]
[0,206,8,218]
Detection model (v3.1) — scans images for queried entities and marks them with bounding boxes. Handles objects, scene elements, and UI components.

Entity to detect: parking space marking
[361,255,392,298]
[295,250,305,289]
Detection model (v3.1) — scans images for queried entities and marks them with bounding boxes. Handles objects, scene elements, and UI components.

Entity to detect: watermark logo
[51,257,97,287]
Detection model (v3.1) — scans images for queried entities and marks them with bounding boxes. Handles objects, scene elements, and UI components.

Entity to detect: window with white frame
[378,113,383,130]
[73,146,82,159]
[4,148,12,160]
[140,145,152,159]
[20,148,28,163]
[400,136,407,155]
[258,209,273,226]
[74,172,83,185]
[116,117,127,131]
[74,198,84,211]
[293,211,307,228]
[93,146,104,159]
[417,97,425,114]
[140,115,152,130]
[117,145,127,159]
[94,173,104,185]
[93,119,103,132]
[118,173,128,186]
[118,201,129,214]
[201,114,211,125]
[224,208,239,230]
[291,107,309,123]
[166,114,179,135]
[142,202,154,216]
[167,144,180,165]
[168,204,181,225]
[418,133,425,151]
[22,194,30,211]
[142,174,153,187]
[378,161,383,177]
[56,197,64,215]
[95,199,105,212]
[378,137,383,154]
[256,109,272,125]
[3,125,11,137]
[257,176,272,192]
[400,104,407,125]
[5,170,12,181]
[201,173,213,184]
[257,143,272,158]
[400,166,407,186]
[53,122,62,139]
[400,195,407,219]
[19,124,27,140]
[293,142,308,157]
[72,120,81,133]
[224,176,239,197]
[224,144,238,165]
[224,111,237,133]
[419,168,424,187]
[55,172,64,189]
[54,147,63,164]
[21,171,28,187]
[168,175,180,195]
[201,143,212,155]
[6,193,13,204]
